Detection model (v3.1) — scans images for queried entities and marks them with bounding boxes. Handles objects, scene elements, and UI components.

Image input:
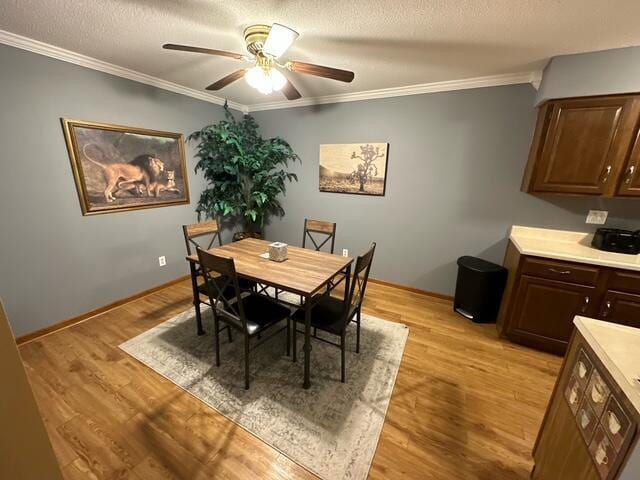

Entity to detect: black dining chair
[302,218,337,253]
[292,243,376,383]
[197,248,292,389]
[275,218,338,303]
[183,220,235,340]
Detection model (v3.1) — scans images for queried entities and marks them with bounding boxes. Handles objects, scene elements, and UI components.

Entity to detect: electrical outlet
[586,210,608,225]
[158,255,166,267]
[342,249,348,257]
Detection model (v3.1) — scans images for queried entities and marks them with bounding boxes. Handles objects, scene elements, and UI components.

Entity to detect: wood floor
[18,280,562,480]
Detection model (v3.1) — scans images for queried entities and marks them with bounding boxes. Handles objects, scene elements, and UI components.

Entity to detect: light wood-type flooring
[18,280,562,479]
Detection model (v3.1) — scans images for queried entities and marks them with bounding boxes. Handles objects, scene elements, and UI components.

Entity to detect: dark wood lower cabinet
[532,330,638,479]
[599,290,640,328]
[497,241,640,354]
[510,276,595,354]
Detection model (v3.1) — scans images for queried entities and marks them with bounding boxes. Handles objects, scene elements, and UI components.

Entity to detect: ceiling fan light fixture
[245,65,287,94]
[262,23,299,58]
[164,22,354,100]
[245,66,273,94]
[269,68,287,91]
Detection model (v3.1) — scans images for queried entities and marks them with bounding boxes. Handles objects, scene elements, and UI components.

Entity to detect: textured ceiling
[2,0,640,107]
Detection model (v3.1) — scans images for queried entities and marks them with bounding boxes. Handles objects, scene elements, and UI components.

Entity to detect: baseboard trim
[16,275,191,346]
[16,274,451,345]
[368,278,454,302]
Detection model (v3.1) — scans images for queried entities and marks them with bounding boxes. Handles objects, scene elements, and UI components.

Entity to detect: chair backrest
[196,248,247,333]
[183,220,222,256]
[345,243,376,319]
[302,218,337,254]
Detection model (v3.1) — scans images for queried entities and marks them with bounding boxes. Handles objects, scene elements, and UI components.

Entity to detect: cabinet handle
[601,165,612,183]
[548,267,571,275]
[625,165,636,184]
[602,300,612,318]
[581,296,590,313]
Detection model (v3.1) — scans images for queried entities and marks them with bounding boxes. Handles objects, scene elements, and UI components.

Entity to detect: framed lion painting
[62,119,190,215]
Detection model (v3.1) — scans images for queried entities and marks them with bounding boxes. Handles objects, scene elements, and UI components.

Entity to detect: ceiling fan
[163,23,355,100]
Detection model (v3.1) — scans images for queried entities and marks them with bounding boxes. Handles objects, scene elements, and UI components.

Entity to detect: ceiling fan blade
[281,78,302,100]
[263,23,299,58]
[206,69,248,91]
[163,43,244,60]
[288,61,354,83]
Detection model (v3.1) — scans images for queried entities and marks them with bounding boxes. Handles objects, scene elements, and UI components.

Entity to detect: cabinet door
[508,275,596,353]
[599,290,640,328]
[532,97,638,195]
[616,129,640,196]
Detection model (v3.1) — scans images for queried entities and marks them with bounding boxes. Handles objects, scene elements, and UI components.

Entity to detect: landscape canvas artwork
[319,143,389,196]
[62,119,190,215]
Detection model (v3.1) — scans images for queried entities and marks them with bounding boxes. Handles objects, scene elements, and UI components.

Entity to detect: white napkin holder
[268,242,288,262]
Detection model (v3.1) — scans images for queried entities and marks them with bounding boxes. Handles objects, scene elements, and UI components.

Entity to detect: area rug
[119,293,408,480]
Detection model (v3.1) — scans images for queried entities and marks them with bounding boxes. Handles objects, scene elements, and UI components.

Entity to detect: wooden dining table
[186,238,353,389]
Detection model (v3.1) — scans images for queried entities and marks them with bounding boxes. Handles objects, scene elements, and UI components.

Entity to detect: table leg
[303,296,312,389]
[189,262,205,336]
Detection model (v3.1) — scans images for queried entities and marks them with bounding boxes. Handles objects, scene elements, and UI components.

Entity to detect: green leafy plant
[189,104,299,232]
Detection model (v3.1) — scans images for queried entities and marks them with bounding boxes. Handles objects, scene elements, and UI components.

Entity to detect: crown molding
[0,28,542,115]
[529,70,543,90]
[0,29,247,113]
[246,71,543,112]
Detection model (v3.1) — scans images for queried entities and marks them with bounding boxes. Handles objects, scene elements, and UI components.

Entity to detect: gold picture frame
[62,118,190,215]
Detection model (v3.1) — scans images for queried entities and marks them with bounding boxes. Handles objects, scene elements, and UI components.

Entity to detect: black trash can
[454,256,507,323]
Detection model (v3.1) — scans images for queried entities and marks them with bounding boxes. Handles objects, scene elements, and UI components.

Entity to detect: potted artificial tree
[189,104,299,240]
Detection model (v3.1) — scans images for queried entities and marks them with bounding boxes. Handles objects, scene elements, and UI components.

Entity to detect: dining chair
[197,248,292,389]
[183,220,234,340]
[183,219,224,255]
[302,218,337,254]
[292,243,376,383]
[274,218,338,303]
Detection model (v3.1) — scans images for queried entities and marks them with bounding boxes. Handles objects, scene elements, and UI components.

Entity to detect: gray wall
[3,43,640,335]
[537,46,640,103]
[0,44,226,336]
[254,85,640,296]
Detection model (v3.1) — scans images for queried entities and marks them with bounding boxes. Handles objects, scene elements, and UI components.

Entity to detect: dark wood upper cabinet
[616,129,640,196]
[522,95,640,197]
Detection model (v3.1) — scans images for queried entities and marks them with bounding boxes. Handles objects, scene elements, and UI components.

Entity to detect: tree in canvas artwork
[319,143,389,196]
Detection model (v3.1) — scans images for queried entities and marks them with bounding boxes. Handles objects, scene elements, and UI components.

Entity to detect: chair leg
[341,331,346,383]
[227,325,233,343]
[286,318,291,357]
[244,334,250,390]
[293,320,297,362]
[195,301,205,336]
[213,315,220,367]
[356,308,361,354]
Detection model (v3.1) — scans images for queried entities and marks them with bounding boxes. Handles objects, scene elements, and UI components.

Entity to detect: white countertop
[574,316,640,417]
[510,226,640,271]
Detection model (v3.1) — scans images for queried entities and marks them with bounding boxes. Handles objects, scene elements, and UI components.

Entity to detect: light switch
[586,210,608,225]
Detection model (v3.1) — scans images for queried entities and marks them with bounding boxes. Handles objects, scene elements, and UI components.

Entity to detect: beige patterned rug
[119,294,408,480]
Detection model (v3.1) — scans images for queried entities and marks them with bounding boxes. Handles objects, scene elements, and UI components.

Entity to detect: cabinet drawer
[607,270,640,294]
[521,257,600,285]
